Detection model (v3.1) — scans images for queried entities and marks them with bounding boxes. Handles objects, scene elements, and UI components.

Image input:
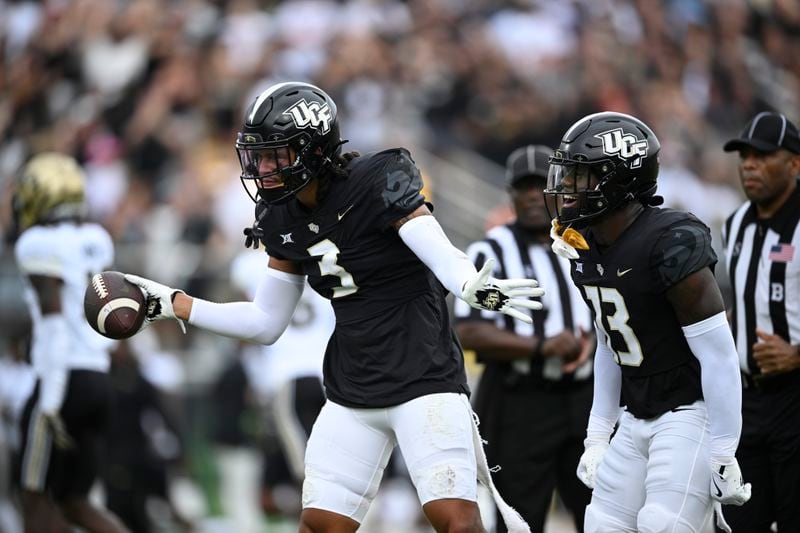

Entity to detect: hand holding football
[84,271,147,339]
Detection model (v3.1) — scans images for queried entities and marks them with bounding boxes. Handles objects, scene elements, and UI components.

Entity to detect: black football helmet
[236,82,342,205]
[544,111,661,229]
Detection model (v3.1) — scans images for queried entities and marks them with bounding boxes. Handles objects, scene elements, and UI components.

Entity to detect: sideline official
[721,111,800,531]
[455,145,594,532]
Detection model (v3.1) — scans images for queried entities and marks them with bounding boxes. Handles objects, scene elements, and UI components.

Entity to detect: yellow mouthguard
[553,220,589,250]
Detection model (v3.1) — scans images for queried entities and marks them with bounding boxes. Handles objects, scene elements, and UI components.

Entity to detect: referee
[454,145,594,532]
[721,111,800,531]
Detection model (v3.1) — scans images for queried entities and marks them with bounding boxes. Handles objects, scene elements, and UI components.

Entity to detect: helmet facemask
[237,131,331,205]
[545,154,619,229]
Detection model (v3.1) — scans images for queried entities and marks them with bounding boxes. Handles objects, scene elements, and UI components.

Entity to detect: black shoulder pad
[380,149,424,211]
[650,220,717,292]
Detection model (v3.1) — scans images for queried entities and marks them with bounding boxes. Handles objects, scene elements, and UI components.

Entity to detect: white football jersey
[14,222,115,373]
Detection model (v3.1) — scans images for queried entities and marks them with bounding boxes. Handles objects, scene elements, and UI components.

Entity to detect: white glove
[461,259,544,324]
[576,441,609,489]
[124,274,187,333]
[710,457,751,505]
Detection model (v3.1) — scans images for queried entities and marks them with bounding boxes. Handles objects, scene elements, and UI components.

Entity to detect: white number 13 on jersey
[307,239,358,298]
[583,285,643,366]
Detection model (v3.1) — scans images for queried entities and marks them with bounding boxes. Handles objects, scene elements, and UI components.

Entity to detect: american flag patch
[768,243,795,262]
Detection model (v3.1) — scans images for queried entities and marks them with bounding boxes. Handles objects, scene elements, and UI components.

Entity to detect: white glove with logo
[124,274,186,333]
[710,457,751,505]
[576,440,609,489]
[461,259,544,324]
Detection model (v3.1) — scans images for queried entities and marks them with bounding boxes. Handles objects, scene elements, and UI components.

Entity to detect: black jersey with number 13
[571,207,717,419]
[258,148,469,408]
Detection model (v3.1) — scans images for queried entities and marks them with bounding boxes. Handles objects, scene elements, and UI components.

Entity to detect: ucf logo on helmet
[283,99,333,134]
[595,128,648,168]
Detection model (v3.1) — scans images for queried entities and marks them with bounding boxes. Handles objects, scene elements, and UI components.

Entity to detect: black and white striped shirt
[454,223,593,382]
[722,183,800,375]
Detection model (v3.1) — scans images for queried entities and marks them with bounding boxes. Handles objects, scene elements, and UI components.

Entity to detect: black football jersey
[572,207,717,419]
[257,148,468,408]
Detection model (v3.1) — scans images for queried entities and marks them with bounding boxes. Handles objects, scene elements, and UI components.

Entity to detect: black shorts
[16,369,112,501]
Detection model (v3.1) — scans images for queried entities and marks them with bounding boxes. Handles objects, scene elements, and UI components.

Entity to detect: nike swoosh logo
[617,268,633,277]
[712,477,723,498]
[338,204,354,221]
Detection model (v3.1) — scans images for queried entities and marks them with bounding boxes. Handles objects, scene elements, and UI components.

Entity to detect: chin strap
[244,201,271,249]
[550,219,590,259]
[642,195,664,207]
[333,138,350,153]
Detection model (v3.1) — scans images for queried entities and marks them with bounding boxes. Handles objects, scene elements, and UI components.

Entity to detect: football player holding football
[125,81,543,532]
[545,112,750,532]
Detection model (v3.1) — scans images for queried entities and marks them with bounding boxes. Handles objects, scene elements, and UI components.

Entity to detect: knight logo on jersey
[595,128,649,169]
[283,99,333,134]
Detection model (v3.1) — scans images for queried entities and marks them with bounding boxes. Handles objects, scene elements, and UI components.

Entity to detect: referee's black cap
[724,112,800,154]
[505,145,554,187]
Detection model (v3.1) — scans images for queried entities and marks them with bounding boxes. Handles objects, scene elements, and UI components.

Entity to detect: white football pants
[585,402,715,533]
[302,393,478,523]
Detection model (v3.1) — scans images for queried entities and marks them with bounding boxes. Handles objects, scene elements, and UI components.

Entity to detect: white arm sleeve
[586,327,622,445]
[188,268,305,345]
[398,215,478,297]
[683,311,743,459]
[36,315,70,414]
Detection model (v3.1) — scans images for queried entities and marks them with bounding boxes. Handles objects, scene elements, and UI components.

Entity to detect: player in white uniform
[12,153,129,532]
[229,249,334,517]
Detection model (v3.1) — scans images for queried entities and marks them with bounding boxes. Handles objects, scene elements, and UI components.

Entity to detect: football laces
[91,274,109,299]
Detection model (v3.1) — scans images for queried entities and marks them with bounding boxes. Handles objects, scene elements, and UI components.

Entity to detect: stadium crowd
[1,0,799,531]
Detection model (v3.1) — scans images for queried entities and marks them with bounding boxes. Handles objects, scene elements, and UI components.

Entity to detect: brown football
[84,271,147,340]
